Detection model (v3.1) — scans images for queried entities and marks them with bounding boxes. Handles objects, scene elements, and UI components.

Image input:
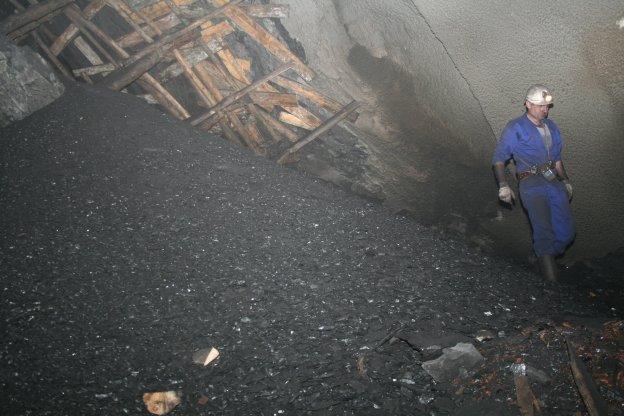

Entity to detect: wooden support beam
[1,0,73,36]
[5,7,65,41]
[211,0,314,81]
[247,104,280,143]
[117,13,179,48]
[191,61,293,126]
[270,75,358,122]
[63,6,118,65]
[566,339,609,416]
[514,374,540,416]
[106,0,154,44]
[277,100,360,164]
[278,111,313,130]
[137,74,190,119]
[50,0,106,56]
[73,62,116,77]
[281,105,322,129]
[249,91,298,108]
[69,4,189,119]
[99,47,167,91]
[194,60,225,101]
[32,30,74,78]
[124,0,243,66]
[250,103,298,143]
[73,35,104,65]
[64,5,128,58]
[200,20,234,43]
[8,0,73,79]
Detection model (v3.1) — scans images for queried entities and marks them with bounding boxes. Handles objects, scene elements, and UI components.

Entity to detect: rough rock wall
[279,0,624,260]
[0,34,65,128]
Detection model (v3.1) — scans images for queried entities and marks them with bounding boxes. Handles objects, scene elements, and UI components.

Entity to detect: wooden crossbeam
[124,0,243,66]
[277,100,360,164]
[7,0,73,78]
[191,61,293,126]
[249,103,299,143]
[50,0,106,56]
[99,47,167,91]
[248,91,298,108]
[116,13,178,48]
[566,339,609,416]
[1,0,73,36]
[106,0,154,44]
[211,0,314,81]
[270,75,358,123]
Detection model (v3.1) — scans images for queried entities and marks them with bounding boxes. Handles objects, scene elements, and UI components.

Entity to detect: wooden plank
[6,7,65,41]
[73,36,104,65]
[250,104,298,142]
[1,0,73,35]
[278,111,314,130]
[200,20,234,43]
[7,0,73,78]
[245,119,265,148]
[124,0,243,66]
[64,7,118,65]
[281,105,322,129]
[240,4,289,19]
[211,0,314,81]
[277,100,360,164]
[229,113,263,154]
[117,13,178,48]
[216,47,250,84]
[138,74,190,120]
[32,31,74,78]
[514,374,540,416]
[247,104,280,143]
[100,47,167,91]
[271,75,347,116]
[64,5,129,58]
[191,61,293,126]
[194,60,225,101]
[106,0,154,44]
[173,48,217,105]
[73,62,116,77]
[50,0,106,55]
[249,91,298,108]
[566,339,609,416]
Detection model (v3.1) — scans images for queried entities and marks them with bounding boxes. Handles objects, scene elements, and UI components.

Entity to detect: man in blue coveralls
[492,85,575,281]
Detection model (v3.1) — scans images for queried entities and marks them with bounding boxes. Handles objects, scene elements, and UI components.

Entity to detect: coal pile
[1,82,622,415]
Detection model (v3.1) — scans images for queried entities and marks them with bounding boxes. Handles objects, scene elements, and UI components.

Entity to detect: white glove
[498,183,515,204]
[562,179,573,200]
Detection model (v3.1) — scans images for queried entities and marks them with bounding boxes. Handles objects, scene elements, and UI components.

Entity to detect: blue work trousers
[519,176,575,256]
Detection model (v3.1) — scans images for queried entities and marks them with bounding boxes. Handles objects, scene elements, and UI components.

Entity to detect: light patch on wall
[617,17,624,29]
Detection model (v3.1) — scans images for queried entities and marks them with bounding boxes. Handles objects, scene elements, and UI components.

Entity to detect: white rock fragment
[192,347,220,366]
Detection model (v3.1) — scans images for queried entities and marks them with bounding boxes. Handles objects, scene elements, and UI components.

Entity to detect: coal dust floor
[1,82,623,416]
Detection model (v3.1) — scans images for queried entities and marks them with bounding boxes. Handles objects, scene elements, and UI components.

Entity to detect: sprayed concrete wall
[278,0,624,260]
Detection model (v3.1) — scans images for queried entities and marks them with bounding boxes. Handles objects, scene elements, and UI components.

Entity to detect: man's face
[526,101,551,121]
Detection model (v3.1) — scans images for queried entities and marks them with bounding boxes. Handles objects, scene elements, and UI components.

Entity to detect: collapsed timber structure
[1,0,360,163]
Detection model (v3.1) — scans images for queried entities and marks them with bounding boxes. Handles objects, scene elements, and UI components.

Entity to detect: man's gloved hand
[562,179,573,200]
[498,182,515,204]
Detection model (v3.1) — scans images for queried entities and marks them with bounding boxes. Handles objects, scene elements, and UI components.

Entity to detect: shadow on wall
[346,43,503,234]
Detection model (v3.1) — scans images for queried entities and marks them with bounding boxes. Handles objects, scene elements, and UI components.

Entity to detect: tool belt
[517,161,556,181]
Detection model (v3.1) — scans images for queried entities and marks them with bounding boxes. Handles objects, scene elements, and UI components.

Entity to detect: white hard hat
[525,84,554,105]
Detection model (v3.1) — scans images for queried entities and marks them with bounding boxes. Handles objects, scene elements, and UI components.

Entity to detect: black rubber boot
[538,254,559,282]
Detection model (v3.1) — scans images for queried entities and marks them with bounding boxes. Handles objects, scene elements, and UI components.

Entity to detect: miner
[492,84,575,281]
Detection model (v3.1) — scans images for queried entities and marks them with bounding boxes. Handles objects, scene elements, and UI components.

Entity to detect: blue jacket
[492,113,563,172]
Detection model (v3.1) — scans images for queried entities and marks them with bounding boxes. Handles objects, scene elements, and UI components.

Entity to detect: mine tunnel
[1,1,623,415]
